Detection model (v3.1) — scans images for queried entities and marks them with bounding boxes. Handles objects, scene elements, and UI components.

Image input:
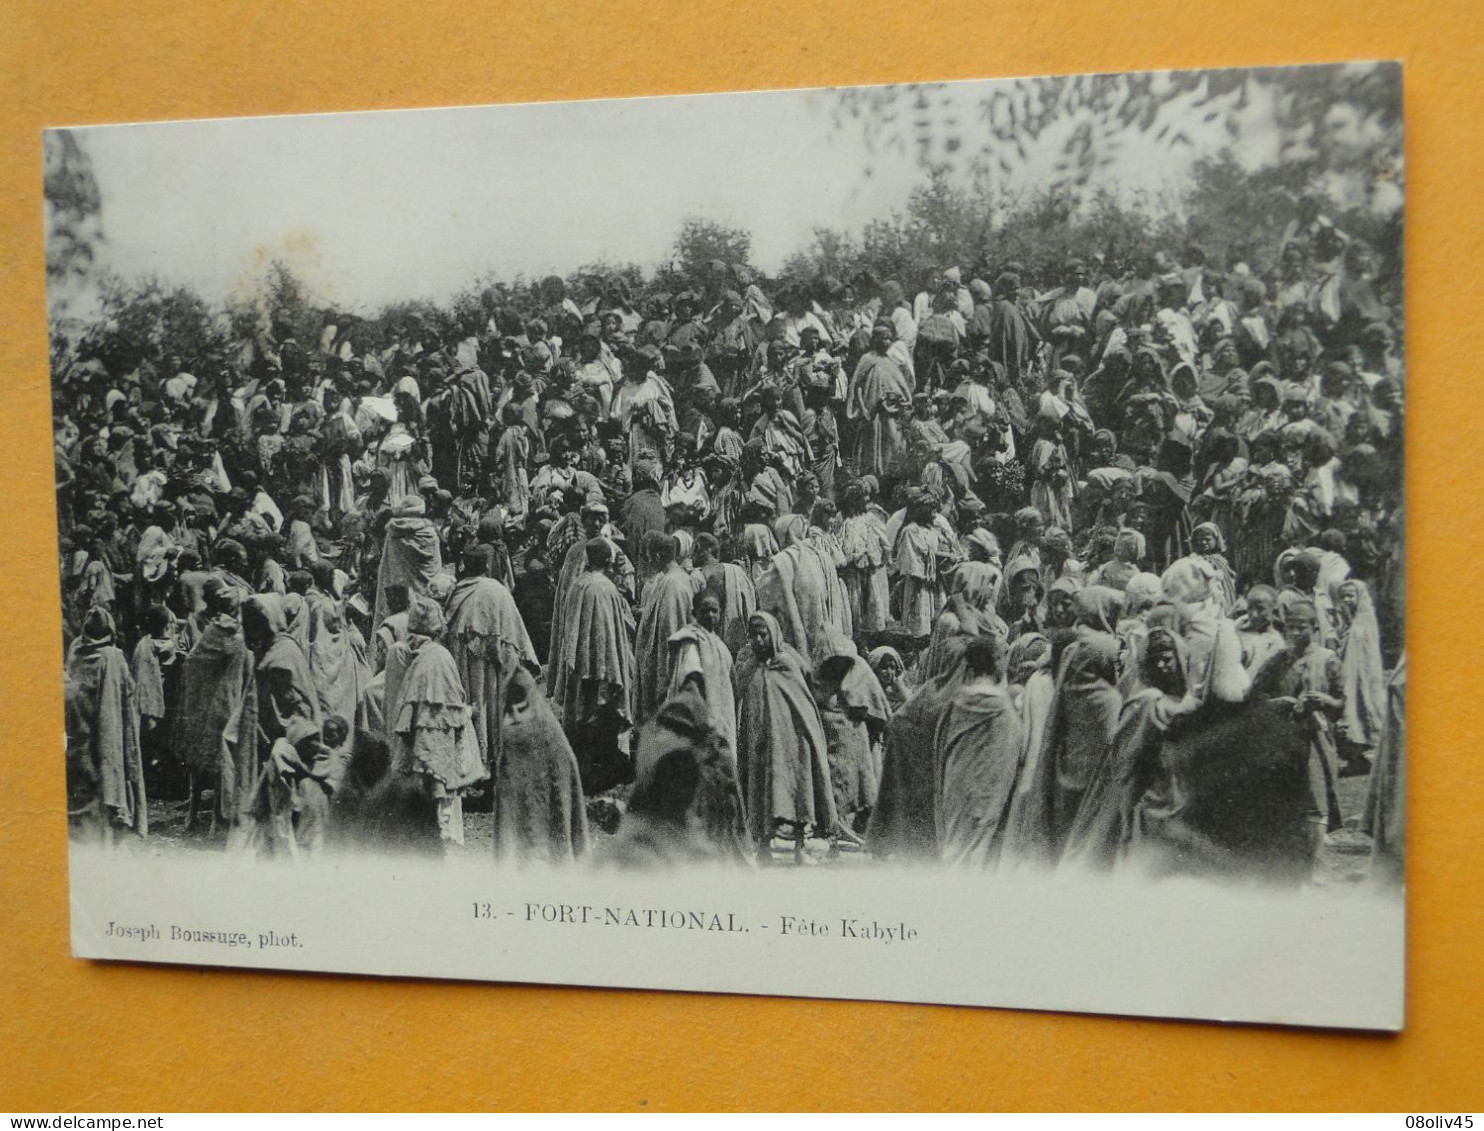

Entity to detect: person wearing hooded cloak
[1029,433,1075,533]
[734,611,841,863]
[444,545,538,780]
[134,511,179,609]
[750,385,812,479]
[1234,583,1286,675]
[919,559,1007,681]
[387,597,487,846]
[210,537,256,604]
[1089,525,1144,591]
[667,590,738,761]
[755,514,849,669]
[814,626,891,835]
[634,532,698,726]
[866,631,969,862]
[548,502,634,668]
[890,492,944,641]
[1012,632,1122,863]
[878,281,918,374]
[806,504,855,629]
[260,717,338,857]
[1249,599,1346,833]
[490,665,589,864]
[130,603,180,795]
[1069,584,1126,651]
[933,635,1022,867]
[709,289,768,402]
[235,593,322,854]
[65,607,148,842]
[743,446,795,523]
[1362,653,1405,886]
[320,394,363,519]
[1162,556,1251,709]
[1061,626,1188,871]
[868,646,912,717]
[838,481,891,640]
[303,560,375,752]
[622,459,669,594]
[1333,577,1386,772]
[375,375,427,504]
[1000,550,1046,640]
[373,494,443,639]
[492,406,532,518]
[282,591,312,655]
[997,633,1057,862]
[974,274,1041,387]
[1176,521,1238,615]
[282,500,320,570]
[694,533,757,657]
[172,583,259,833]
[66,527,116,633]
[1125,663,1316,884]
[605,679,749,869]
[552,538,639,794]
[846,322,914,485]
[612,349,678,471]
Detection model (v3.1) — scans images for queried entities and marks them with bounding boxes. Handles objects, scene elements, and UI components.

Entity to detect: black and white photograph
[47,61,1406,1030]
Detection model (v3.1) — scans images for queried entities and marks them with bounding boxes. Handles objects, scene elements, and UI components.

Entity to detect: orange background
[2,0,1480,1112]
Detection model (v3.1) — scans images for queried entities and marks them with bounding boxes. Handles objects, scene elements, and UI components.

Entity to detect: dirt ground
[133,766,1383,881]
[1313,771,1382,886]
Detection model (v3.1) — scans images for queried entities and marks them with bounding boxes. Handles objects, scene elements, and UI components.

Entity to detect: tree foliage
[50,68,1403,383]
[570,259,646,294]
[63,274,232,382]
[668,217,753,281]
[773,137,1398,291]
[43,129,105,297]
[830,63,1402,209]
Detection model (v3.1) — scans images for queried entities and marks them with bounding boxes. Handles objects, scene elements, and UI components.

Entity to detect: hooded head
[1073,585,1125,636]
[962,633,1005,682]
[1191,521,1226,555]
[946,560,1004,622]
[462,543,494,577]
[1007,632,1053,684]
[867,645,905,683]
[584,537,614,571]
[1113,528,1146,564]
[242,594,287,652]
[80,606,116,648]
[1161,556,1216,607]
[964,527,1002,564]
[633,459,662,490]
[1046,576,1081,627]
[773,513,808,549]
[1123,572,1164,617]
[747,611,784,661]
[815,626,861,684]
[1063,633,1120,687]
[407,595,445,638]
[1140,626,1189,699]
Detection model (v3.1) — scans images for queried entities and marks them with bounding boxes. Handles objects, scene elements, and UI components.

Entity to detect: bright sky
[65,73,1278,313]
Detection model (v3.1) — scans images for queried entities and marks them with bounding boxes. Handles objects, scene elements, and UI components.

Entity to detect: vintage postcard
[47,61,1405,1029]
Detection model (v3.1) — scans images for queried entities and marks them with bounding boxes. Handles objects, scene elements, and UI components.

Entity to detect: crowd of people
[55,207,1405,882]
